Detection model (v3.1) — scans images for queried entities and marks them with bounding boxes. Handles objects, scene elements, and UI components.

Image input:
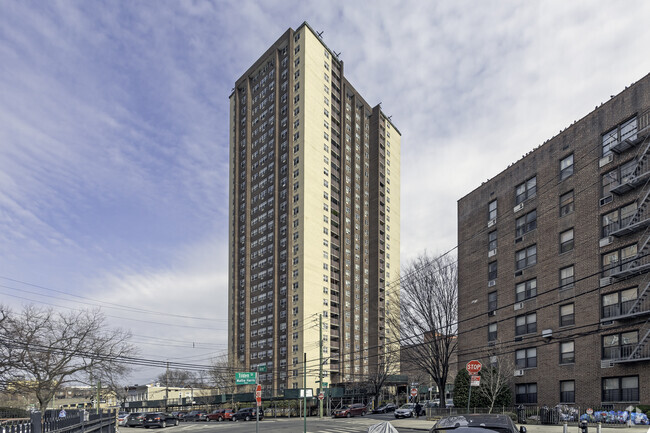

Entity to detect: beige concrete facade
[228,22,400,396]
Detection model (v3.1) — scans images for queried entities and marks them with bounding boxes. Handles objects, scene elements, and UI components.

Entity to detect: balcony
[603,322,650,365]
[610,114,650,154]
[602,281,650,322]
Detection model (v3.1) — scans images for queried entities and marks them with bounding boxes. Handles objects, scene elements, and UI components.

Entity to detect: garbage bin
[540,406,549,424]
[517,405,526,424]
[580,420,588,433]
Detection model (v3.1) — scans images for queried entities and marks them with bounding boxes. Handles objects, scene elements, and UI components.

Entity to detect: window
[560,381,575,403]
[560,341,575,364]
[515,383,537,404]
[602,244,637,276]
[515,245,537,270]
[488,200,497,221]
[559,303,575,327]
[488,261,497,280]
[602,117,638,156]
[602,331,638,360]
[560,154,574,180]
[602,376,639,402]
[488,230,497,251]
[602,287,638,319]
[515,312,537,336]
[559,265,574,289]
[488,291,497,313]
[516,279,537,302]
[488,323,497,342]
[559,191,574,216]
[515,210,537,237]
[516,176,537,204]
[602,170,618,201]
[515,347,537,369]
[602,203,637,237]
[560,229,574,253]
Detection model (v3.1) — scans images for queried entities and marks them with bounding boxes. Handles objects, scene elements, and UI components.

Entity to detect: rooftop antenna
[317,31,324,38]
[334,51,341,57]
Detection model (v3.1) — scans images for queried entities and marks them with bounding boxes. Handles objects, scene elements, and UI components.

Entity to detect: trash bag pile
[578,411,649,425]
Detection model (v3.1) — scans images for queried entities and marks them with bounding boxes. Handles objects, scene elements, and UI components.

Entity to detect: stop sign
[410,388,418,397]
[318,392,324,400]
[255,384,262,406]
[466,360,482,375]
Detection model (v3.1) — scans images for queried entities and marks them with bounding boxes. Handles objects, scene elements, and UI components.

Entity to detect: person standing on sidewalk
[415,402,422,418]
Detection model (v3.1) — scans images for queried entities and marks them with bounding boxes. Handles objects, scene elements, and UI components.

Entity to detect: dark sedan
[183,411,207,422]
[431,414,527,433]
[373,403,397,414]
[232,407,263,421]
[126,413,146,427]
[143,412,178,428]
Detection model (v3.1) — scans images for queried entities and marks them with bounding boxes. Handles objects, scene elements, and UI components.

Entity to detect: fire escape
[601,109,650,365]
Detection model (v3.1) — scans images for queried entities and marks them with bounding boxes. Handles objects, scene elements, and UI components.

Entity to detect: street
[118,413,432,433]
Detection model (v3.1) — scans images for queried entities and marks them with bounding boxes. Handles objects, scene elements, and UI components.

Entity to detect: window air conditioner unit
[514,369,524,377]
[514,236,523,244]
[599,236,614,247]
[488,280,496,287]
[487,218,496,228]
[600,360,614,369]
[600,277,612,287]
[513,203,524,213]
[515,270,523,277]
[599,154,614,168]
[488,311,496,317]
[600,195,613,207]
[514,302,524,311]
[488,248,497,258]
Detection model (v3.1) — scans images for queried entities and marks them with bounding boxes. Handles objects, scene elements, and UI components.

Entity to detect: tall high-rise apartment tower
[228,23,401,395]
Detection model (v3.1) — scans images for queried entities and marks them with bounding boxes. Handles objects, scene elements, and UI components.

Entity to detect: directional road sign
[235,372,257,385]
[255,384,262,406]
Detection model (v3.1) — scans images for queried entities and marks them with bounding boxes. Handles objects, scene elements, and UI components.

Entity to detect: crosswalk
[165,417,389,433]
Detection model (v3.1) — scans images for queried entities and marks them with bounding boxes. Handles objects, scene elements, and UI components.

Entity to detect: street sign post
[257,365,267,373]
[466,360,482,411]
[470,375,481,387]
[235,372,257,385]
[410,387,418,399]
[318,392,324,401]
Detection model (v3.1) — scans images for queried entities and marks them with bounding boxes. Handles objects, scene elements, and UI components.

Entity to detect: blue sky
[2,0,650,384]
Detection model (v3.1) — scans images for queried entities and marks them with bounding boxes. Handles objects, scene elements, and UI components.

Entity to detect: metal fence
[424,405,649,427]
[1,410,116,433]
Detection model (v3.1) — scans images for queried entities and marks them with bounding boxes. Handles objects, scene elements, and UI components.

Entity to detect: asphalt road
[118,413,431,433]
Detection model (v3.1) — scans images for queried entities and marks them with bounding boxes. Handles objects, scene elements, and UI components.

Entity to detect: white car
[118,413,129,426]
[394,403,416,419]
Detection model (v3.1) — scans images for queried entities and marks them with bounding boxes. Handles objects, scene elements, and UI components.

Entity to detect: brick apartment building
[458,74,650,406]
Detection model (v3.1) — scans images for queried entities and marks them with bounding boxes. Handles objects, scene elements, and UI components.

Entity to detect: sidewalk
[388,417,650,433]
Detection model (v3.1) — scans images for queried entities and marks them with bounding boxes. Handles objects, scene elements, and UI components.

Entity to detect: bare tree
[475,345,514,413]
[208,355,241,405]
[367,348,400,408]
[390,253,458,402]
[0,304,136,414]
[155,369,198,388]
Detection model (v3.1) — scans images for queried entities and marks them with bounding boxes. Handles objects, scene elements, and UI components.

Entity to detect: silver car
[394,403,416,418]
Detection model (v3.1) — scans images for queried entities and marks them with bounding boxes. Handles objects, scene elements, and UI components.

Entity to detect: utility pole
[165,361,169,411]
[96,379,101,414]
[319,314,323,419]
[303,352,307,433]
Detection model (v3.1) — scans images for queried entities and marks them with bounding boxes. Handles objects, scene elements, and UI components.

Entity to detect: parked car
[332,403,366,418]
[425,400,441,408]
[143,412,179,428]
[445,399,455,408]
[430,414,526,433]
[232,407,263,421]
[184,411,207,422]
[395,403,416,419]
[126,412,146,427]
[373,403,398,413]
[206,409,232,422]
[118,413,130,426]
[220,409,235,421]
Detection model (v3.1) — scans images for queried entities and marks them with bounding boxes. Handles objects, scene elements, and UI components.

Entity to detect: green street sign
[257,365,267,373]
[235,372,257,385]
[322,382,328,388]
